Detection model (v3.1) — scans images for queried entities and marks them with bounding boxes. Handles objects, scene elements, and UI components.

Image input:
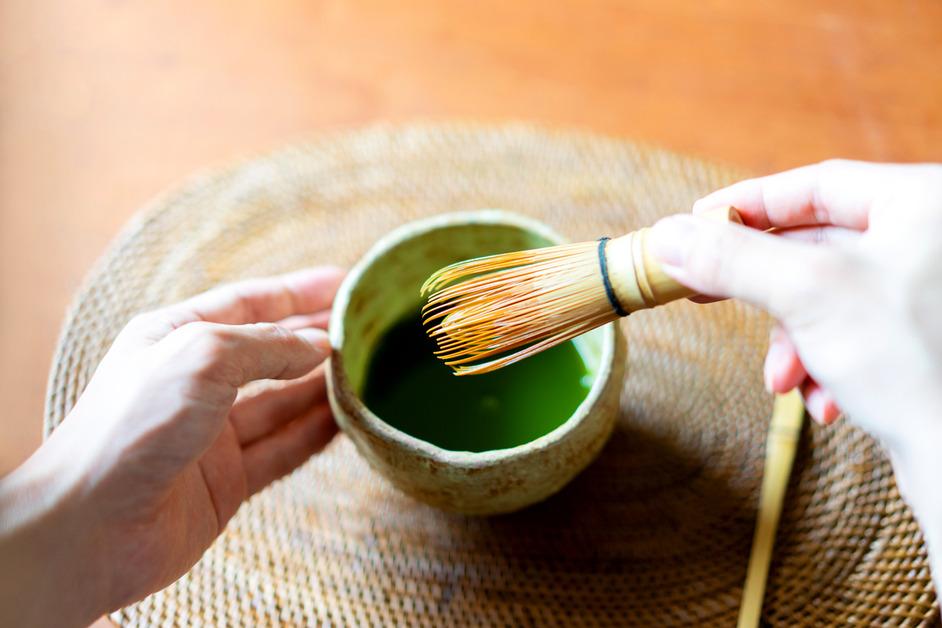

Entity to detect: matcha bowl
[327,210,626,515]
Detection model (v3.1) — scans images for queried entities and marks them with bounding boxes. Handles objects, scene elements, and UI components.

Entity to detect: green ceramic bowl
[326,210,626,515]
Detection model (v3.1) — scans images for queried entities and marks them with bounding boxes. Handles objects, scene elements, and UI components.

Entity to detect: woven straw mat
[45,123,938,626]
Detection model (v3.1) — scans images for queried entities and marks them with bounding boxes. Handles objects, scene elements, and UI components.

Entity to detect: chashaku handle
[607,206,743,313]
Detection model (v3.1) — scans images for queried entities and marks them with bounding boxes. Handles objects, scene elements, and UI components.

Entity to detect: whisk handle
[608,206,743,312]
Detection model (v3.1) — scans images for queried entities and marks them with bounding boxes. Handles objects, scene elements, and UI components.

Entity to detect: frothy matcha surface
[363,313,592,452]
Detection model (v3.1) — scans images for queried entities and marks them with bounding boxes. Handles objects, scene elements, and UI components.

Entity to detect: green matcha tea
[363,312,593,452]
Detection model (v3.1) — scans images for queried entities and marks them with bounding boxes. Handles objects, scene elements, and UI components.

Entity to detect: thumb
[648,214,841,319]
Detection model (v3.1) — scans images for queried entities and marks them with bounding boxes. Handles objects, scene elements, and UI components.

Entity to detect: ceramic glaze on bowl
[327,210,626,515]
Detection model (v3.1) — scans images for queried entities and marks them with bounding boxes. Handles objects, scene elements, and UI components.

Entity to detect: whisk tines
[421,241,617,376]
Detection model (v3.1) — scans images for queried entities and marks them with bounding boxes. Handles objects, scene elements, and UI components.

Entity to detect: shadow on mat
[426,412,763,624]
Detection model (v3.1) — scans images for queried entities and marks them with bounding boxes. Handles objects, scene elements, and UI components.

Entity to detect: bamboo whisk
[421,206,742,375]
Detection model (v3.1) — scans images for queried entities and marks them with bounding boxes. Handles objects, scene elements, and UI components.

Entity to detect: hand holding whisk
[422,206,742,375]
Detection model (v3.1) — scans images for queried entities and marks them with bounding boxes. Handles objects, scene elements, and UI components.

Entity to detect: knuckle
[255,323,304,378]
[176,320,220,344]
[119,309,170,340]
[254,321,292,342]
[125,311,158,331]
[171,323,235,379]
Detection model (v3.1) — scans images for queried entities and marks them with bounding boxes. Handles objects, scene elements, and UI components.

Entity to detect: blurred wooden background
[1,0,941,476]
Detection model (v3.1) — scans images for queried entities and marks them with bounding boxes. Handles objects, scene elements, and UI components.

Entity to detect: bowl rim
[329,209,619,468]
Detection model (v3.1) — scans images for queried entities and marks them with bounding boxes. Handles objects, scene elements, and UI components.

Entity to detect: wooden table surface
[1,2,941,621]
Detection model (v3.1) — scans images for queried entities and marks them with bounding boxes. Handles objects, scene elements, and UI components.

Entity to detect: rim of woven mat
[45,122,938,626]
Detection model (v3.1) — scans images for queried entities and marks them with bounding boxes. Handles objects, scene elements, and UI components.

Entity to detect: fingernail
[296,328,331,357]
[649,215,699,267]
[804,393,824,425]
[804,387,834,427]
[763,342,785,392]
[821,403,842,426]
[762,354,775,392]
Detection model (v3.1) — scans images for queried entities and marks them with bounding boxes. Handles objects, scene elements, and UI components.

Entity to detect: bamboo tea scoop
[738,390,805,628]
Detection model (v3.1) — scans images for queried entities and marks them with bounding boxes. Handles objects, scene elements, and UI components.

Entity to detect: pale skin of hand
[649,159,942,595]
[0,266,345,628]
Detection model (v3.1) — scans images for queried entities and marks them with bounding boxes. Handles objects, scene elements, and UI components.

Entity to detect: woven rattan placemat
[45,123,938,626]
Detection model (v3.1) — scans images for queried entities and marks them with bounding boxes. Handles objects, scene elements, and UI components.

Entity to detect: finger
[182,266,345,325]
[124,267,345,344]
[277,310,332,331]
[775,225,862,245]
[649,215,848,318]
[230,366,328,445]
[159,322,331,389]
[800,379,842,426]
[242,403,338,495]
[763,325,807,393]
[692,160,904,231]
[686,226,858,306]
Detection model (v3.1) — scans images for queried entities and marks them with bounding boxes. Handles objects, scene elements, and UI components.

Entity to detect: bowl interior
[336,215,610,452]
